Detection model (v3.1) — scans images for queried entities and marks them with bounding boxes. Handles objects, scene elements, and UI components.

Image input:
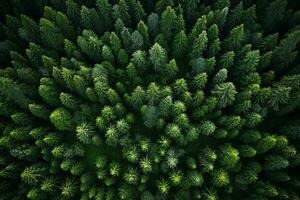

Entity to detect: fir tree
[21,164,46,185]
[212,82,237,108]
[149,43,168,73]
[160,6,178,42]
[50,108,73,131]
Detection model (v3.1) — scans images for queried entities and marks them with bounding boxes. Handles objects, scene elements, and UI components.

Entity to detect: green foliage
[160,6,178,42]
[149,43,168,73]
[200,121,216,136]
[28,103,50,120]
[0,1,299,200]
[256,135,277,154]
[223,24,245,51]
[50,108,73,131]
[212,82,237,108]
[21,164,46,185]
[190,30,208,59]
[219,144,240,169]
[76,122,95,144]
[61,178,78,198]
[211,169,230,187]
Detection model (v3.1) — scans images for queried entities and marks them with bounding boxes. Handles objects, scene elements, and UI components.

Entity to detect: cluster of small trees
[0,0,300,199]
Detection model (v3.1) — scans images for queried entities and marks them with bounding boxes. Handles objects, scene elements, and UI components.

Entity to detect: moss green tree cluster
[0,0,300,199]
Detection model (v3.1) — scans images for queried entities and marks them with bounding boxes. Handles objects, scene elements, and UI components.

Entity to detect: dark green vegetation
[0,0,300,199]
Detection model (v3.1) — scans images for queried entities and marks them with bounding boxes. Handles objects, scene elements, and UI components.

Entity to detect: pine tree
[212,82,237,108]
[200,121,216,136]
[223,24,245,51]
[77,30,103,62]
[263,0,287,32]
[50,108,73,131]
[190,31,208,59]
[131,50,147,73]
[219,144,240,169]
[61,178,78,198]
[130,86,145,109]
[157,179,170,194]
[235,162,261,186]
[80,6,102,34]
[21,164,46,185]
[123,168,139,184]
[160,6,178,42]
[268,86,291,111]
[172,30,188,61]
[272,30,300,71]
[76,122,95,144]
[264,155,289,170]
[19,15,40,43]
[238,145,256,157]
[110,32,121,55]
[147,13,160,38]
[189,15,207,44]
[96,0,113,31]
[166,124,182,139]
[41,177,57,192]
[141,105,160,128]
[211,169,230,187]
[112,0,131,26]
[28,103,51,120]
[131,30,144,51]
[140,157,152,173]
[193,72,208,90]
[137,20,150,47]
[256,135,277,154]
[149,43,168,73]
[213,68,227,85]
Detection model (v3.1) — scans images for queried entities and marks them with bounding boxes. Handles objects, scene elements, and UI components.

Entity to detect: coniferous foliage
[0,0,300,199]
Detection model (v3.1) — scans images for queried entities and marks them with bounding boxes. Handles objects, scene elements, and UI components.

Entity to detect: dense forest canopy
[0,0,300,199]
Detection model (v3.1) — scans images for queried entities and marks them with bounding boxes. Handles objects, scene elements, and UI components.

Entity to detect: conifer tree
[96,0,113,31]
[149,43,168,73]
[50,108,73,131]
[212,82,237,108]
[147,13,160,38]
[21,164,46,185]
[160,6,178,42]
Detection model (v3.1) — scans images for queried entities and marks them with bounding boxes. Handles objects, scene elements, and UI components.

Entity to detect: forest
[0,0,300,199]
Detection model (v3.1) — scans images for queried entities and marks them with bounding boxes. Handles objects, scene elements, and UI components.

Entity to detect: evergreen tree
[190,31,208,59]
[137,20,150,47]
[130,86,145,109]
[223,24,245,51]
[147,13,160,38]
[96,0,113,31]
[80,6,102,34]
[149,43,168,73]
[112,0,131,26]
[21,164,46,185]
[19,15,40,43]
[219,144,240,169]
[263,0,288,32]
[50,108,73,131]
[172,30,188,61]
[160,6,178,42]
[61,178,78,198]
[211,169,230,187]
[212,82,237,108]
[76,122,95,144]
[28,103,51,120]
